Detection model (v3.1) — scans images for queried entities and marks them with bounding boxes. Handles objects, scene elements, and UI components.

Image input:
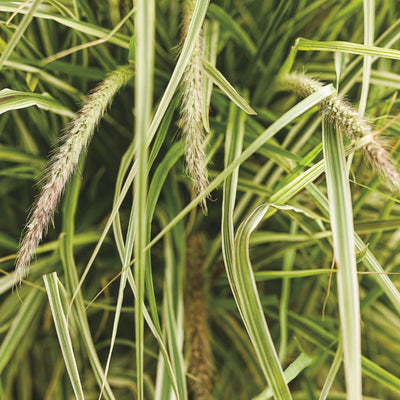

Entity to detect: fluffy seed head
[180,0,209,213]
[15,64,134,285]
[281,72,400,190]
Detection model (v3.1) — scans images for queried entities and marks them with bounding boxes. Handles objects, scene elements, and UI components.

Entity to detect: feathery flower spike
[281,72,400,190]
[15,64,134,285]
[181,0,209,213]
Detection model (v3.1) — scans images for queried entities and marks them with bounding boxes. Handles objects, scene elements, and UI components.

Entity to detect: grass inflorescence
[15,64,134,285]
[281,72,400,191]
[180,0,209,213]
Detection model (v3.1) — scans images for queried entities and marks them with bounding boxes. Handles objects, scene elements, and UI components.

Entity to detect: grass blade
[61,161,116,400]
[359,0,374,114]
[202,59,256,115]
[157,210,187,400]
[221,102,245,306]
[322,119,361,399]
[207,4,256,54]
[43,272,85,400]
[319,342,342,400]
[296,37,400,60]
[309,184,400,315]
[0,2,129,49]
[0,0,43,71]
[233,205,304,399]
[253,353,313,400]
[0,288,44,374]
[0,89,74,118]
[134,1,155,398]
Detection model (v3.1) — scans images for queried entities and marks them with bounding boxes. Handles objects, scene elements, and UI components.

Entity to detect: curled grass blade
[233,204,317,399]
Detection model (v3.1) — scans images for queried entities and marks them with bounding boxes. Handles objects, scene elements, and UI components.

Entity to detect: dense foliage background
[1,1,400,399]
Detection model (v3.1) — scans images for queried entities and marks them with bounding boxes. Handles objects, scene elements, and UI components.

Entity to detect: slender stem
[134,1,154,398]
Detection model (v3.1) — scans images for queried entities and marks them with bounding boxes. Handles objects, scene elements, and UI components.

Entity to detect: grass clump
[1,1,400,400]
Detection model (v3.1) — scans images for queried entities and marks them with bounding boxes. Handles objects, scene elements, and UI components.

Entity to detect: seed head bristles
[181,0,209,213]
[15,64,134,285]
[185,234,214,400]
[281,72,400,190]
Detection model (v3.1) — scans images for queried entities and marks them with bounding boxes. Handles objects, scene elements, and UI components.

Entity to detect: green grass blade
[279,221,297,362]
[318,342,342,400]
[0,146,43,167]
[43,272,85,400]
[354,233,400,313]
[322,119,361,399]
[0,0,43,71]
[61,161,116,400]
[147,142,183,224]
[221,102,245,306]
[288,311,400,393]
[0,288,44,373]
[202,59,256,115]
[253,353,313,400]
[0,89,74,118]
[155,355,175,400]
[308,184,400,314]
[233,204,299,399]
[134,1,155,398]
[158,211,187,400]
[125,270,181,398]
[0,2,129,49]
[207,4,256,54]
[254,269,333,281]
[359,0,374,114]
[295,37,400,60]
